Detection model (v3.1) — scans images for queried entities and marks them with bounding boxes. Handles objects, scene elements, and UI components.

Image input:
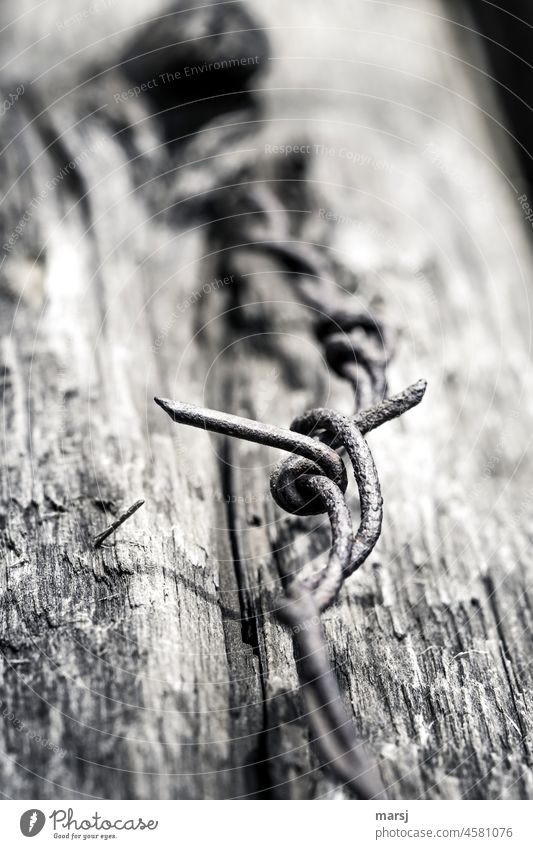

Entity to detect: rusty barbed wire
[206,181,392,409]
[155,383,425,798]
[156,173,426,798]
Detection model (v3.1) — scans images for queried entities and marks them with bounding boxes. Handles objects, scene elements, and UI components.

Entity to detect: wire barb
[155,381,425,798]
[154,396,347,495]
[161,173,427,798]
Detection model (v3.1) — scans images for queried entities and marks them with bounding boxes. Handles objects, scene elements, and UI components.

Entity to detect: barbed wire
[156,176,426,798]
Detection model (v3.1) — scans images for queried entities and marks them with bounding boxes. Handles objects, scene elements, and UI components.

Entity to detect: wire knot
[271,407,383,613]
[154,380,426,799]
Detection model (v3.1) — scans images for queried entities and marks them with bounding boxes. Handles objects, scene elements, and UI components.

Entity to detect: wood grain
[1,0,533,799]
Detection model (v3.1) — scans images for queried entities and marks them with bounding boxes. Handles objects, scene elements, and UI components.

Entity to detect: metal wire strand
[292,411,383,585]
[156,385,426,800]
[207,182,392,409]
[278,585,386,800]
[275,473,352,615]
[156,172,427,798]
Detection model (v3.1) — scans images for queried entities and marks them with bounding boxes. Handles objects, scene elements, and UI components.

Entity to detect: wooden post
[1,0,533,799]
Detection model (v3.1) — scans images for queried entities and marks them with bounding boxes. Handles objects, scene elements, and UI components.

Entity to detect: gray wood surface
[1,0,533,799]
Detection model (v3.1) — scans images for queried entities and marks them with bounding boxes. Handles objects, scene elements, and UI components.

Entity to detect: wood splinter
[93,499,145,549]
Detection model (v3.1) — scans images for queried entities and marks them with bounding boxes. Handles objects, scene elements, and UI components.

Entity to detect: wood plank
[0,0,532,799]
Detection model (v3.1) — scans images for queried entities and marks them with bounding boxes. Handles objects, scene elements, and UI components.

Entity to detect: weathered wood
[1,0,533,800]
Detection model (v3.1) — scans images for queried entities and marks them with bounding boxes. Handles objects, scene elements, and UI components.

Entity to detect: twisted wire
[155,384,425,800]
[207,182,391,410]
[155,172,426,798]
